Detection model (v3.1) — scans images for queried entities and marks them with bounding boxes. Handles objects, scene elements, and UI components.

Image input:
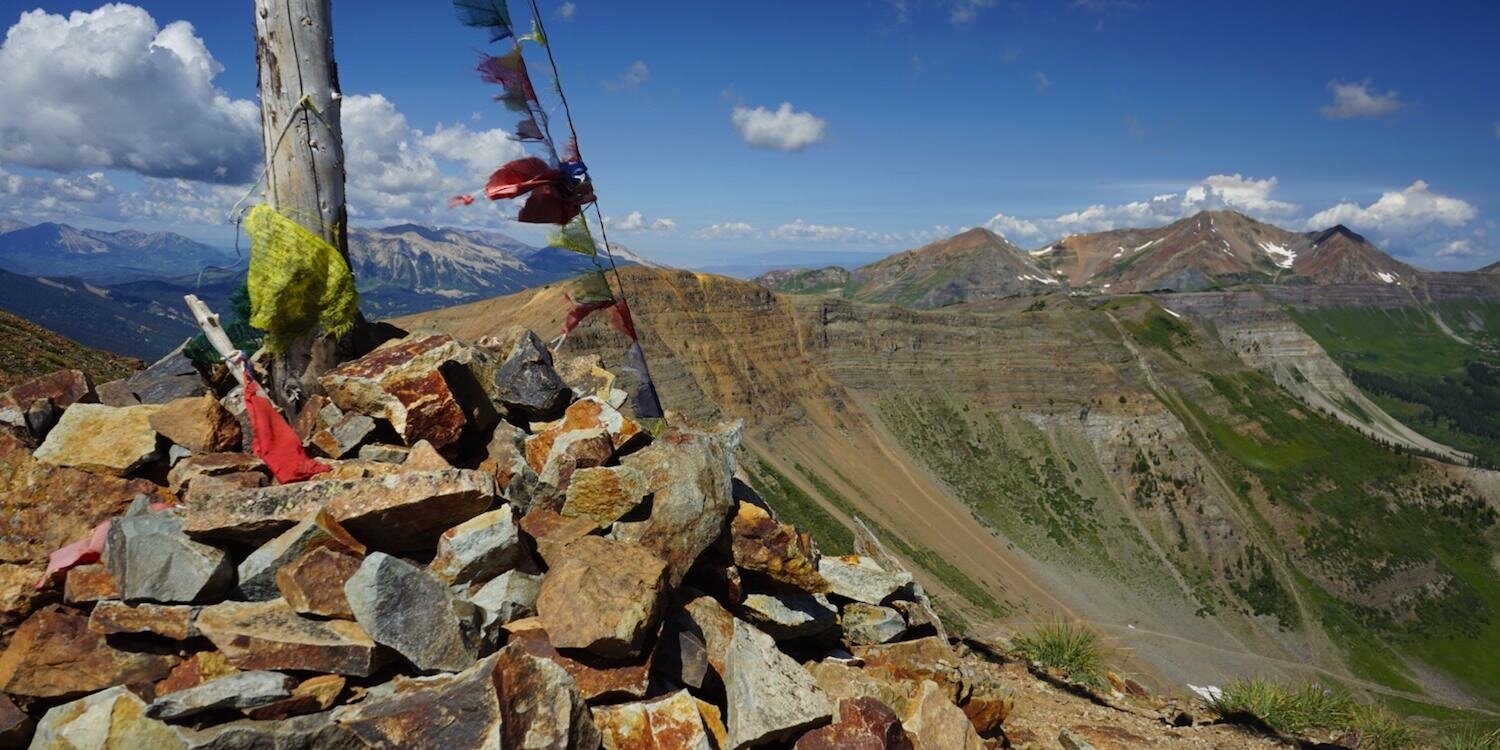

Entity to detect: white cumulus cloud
[1306,180,1477,237]
[1320,80,1403,120]
[607,210,676,233]
[731,103,827,152]
[984,174,1296,241]
[339,93,526,223]
[697,222,760,240]
[1435,239,1481,259]
[0,5,260,183]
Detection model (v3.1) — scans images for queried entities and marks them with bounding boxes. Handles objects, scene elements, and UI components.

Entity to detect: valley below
[402,265,1500,719]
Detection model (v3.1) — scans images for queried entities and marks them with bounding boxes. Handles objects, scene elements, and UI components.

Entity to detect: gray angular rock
[177,710,362,750]
[345,552,485,673]
[818,555,913,605]
[482,420,547,513]
[740,590,838,640]
[104,496,232,603]
[310,412,376,459]
[724,618,833,748]
[333,653,501,750]
[236,509,365,601]
[428,506,524,585]
[841,603,907,646]
[123,345,211,404]
[147,671,296,721]
[494,329,571,420]
[466,569,542,638]
[614,421,743,588]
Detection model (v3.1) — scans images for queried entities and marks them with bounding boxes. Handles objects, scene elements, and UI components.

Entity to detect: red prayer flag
[485,157,559,201]
[244,377,330,484]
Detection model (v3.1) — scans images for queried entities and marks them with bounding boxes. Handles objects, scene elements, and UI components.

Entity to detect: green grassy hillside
[1288,304,1500,467]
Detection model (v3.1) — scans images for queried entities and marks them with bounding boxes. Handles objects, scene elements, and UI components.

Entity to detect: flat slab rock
[818,555,912,605]
[184,468,496,549]
[195,598,384,677]
[32,403,162,477]
[89,601,199,640]
[146,670,296,721]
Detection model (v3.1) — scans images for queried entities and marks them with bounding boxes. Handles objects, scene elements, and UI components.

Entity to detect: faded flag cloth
[549,214,597,256]
[244,204,359,353]
[453,0,513,41]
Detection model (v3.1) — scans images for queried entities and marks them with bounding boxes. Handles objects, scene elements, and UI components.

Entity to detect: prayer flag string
[450,0,664,422]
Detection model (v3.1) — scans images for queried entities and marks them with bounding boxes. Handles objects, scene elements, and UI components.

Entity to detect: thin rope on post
[523,0,633,304]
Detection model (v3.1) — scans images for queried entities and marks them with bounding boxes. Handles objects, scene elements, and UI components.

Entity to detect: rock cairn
[0,327,1013,749]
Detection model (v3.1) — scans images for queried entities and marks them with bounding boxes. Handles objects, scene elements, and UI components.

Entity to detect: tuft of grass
[1442,726,1500,750]
[1209,679,1354,737]
[1011,621,1107,690]
[1351,704,1423,750]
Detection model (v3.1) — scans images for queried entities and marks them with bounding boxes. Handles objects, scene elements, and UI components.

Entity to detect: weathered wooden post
[252,0,349,415]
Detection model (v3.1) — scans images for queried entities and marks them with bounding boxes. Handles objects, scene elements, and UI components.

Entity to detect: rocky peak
[1310,224,1364,246]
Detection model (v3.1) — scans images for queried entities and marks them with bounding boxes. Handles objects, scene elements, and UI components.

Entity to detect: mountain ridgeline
[404,248,1500,717]
[0,220,637,358]
[757,210,1493,303]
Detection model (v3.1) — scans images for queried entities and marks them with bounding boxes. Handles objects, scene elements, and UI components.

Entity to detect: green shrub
[1442,726,1500,750]
[1209,679,1354,737]
[1011,621,1106,690]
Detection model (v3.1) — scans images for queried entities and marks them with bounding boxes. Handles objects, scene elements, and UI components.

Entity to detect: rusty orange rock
[729,502,829,594]
[0,605,178,699]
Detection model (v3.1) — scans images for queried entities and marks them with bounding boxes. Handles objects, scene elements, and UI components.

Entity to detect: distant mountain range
[0,221,237,284]
[757,210,1499,306]
[0,218,646,359]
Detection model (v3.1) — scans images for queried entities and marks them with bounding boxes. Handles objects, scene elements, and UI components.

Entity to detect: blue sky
[1,1,1497,269]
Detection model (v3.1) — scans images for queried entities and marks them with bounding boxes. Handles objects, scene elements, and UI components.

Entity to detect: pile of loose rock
[0,326,1015,749]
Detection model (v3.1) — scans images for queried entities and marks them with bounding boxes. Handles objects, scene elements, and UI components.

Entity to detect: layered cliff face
[402,267,1500,711]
